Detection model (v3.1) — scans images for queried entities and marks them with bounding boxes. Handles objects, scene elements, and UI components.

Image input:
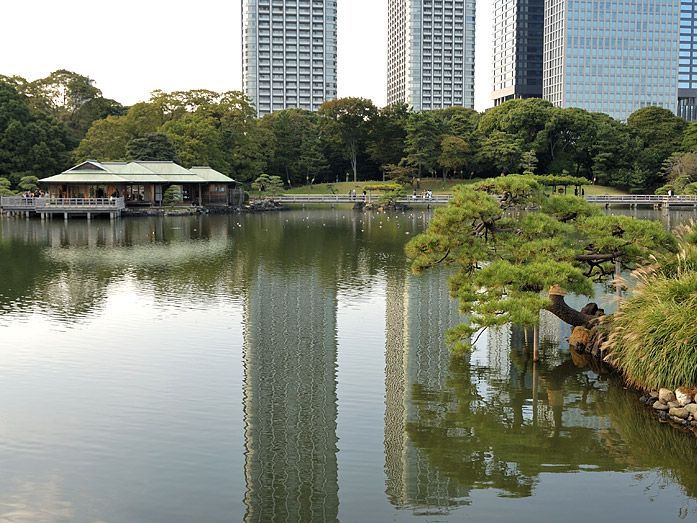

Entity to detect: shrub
[605,223,697,390]
[163,185,183,204]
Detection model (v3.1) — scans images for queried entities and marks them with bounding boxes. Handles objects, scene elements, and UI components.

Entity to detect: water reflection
[242,266,339,523]
[1,209,697,522]
[401,327,697,508]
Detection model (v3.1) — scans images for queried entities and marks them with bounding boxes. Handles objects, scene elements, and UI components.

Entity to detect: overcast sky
[1,1,493,111]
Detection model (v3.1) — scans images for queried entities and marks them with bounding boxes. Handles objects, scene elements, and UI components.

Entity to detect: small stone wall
[640,389,697,435]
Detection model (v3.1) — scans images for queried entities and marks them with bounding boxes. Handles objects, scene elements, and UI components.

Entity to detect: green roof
[40,161,238,185]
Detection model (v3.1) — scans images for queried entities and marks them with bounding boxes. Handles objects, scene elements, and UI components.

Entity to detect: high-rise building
[543,0,679,121]
[679,0,697,120]
[387,0,476,111]
[242,0,338,117]
[491,0,544,106]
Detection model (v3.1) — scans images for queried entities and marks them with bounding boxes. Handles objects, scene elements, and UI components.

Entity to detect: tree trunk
[350,141,358,183]
[545,294,597,327]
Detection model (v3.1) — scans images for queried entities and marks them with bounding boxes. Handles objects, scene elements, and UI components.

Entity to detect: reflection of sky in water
[0,209,696,522]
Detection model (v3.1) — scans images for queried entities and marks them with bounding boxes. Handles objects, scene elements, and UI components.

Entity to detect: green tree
[163,185,183,204]
[126,132,179,162]
[20,70,102,120]
[0,177,14,196]
[74,115,130,161]
[438,135,470,180]
[367,103,410,180]
[682,121,697,151]
[403,111,443,181]
[18,175,39,192]
[252,173,284,197]
[70,97,126,140]
[627,106,688,190]
[534,107,597,177]
[261,109,327,185]
[318,97,377,182]
[161,114,226,169]
[0,81,74,185]
[476,130,523,175]
[406,176,677,352]
[627,106,687,161]
[383,163,414,185]
[520,150,538,174]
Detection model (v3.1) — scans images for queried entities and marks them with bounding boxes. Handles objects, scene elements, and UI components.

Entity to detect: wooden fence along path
[273,194,697,208]
[273,194,453,205]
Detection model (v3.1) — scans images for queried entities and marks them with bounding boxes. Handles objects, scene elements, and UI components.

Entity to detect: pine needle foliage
[406,175,677,353]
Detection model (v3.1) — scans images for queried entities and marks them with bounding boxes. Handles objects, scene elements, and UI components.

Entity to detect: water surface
[0,208,696,522]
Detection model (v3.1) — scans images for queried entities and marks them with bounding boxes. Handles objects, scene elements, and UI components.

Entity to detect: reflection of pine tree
[404,352,636,501]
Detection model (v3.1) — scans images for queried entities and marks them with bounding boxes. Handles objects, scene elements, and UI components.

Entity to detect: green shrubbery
[605,223,697,390]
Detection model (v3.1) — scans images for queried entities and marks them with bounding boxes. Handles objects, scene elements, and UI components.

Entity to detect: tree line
[2,69,697,194]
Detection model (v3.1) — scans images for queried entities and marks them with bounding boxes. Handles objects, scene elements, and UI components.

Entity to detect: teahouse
[40,160,241,207]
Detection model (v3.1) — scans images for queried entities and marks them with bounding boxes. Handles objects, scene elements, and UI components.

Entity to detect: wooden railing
[37,197,126,209]
[585,195,697,206]
[1,196,126,211]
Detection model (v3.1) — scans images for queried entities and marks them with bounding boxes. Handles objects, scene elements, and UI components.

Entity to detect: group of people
[412,189,433,200]
[21,190,48,198]
[348,189,367,200]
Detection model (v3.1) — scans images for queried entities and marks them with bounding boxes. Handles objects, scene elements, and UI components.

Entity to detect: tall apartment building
[387,0,476,111]
[679,0,697,120]
[543,0,680,121]
[491,0,544,106]
[242,0,338,117]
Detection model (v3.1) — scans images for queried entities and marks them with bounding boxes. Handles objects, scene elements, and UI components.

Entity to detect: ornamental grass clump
[605,222,697,390]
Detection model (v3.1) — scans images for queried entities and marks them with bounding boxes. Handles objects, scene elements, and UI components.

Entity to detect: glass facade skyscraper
[387,0,476,111]
[543,0,680,121]
[679,0,697,120]
[491,0,544,106]
[242,0,338,117]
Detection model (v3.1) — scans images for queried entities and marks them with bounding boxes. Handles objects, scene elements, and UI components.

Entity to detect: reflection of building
[243,265,339,523]
[384,269,468,514]
[242,0,338,117]
[387,0,476,110]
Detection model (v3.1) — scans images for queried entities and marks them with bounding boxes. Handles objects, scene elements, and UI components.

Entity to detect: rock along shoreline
[569,320,697,438]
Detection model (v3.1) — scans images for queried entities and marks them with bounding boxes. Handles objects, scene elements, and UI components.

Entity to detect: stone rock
[647,397,658,406]
[659,388,676,404]
[669,407,691,419]
[650,391,659,399]
[569,326,591,353]
[657,411,669,421]
[639,394,651,404]
[676,388,694,406]
[653,401,670,411]
[686,404,697,416]
[668,401,681,409]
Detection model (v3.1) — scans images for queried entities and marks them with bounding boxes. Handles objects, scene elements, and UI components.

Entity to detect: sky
[1,0,494,111]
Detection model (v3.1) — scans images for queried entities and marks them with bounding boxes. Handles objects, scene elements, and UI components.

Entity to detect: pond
[0,207,696,522]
